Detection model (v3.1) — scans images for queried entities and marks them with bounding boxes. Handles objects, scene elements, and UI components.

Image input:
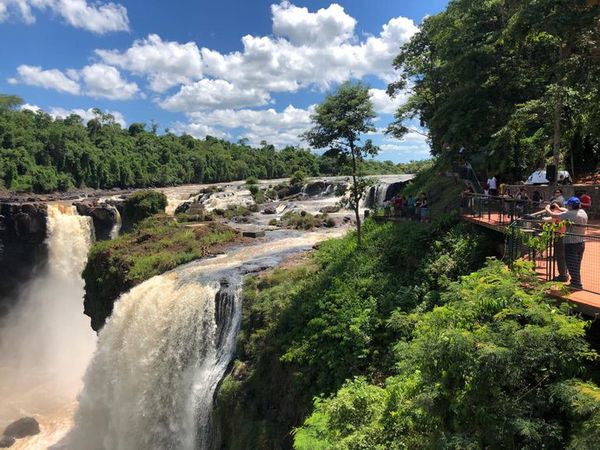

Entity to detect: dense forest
[388,0,600,181]
[0,95,424,194]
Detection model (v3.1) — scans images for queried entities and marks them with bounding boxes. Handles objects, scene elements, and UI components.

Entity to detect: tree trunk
[350,147,361,247]
[552,100,561,184]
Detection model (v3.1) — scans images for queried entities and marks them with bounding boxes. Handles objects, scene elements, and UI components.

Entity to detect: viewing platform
[461,193,600,317]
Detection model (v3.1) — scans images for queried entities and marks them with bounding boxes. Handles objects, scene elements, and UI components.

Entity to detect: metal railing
[461,193,546,226]
[505,218,600,295]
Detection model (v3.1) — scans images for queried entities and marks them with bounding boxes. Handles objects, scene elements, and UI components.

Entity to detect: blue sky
[0,0,448,163]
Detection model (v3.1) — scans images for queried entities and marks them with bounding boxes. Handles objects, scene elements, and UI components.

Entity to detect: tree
[303,82,378,246]
[0,94,23,112]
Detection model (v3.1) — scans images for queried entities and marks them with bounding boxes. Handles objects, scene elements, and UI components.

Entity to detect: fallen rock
[242,230,266,238]
[0,436,15,448]
[262,206,276,215]
[319,206,340,214]
[3,417,40,439]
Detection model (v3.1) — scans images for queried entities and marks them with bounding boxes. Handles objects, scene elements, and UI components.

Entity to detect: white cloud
[198,13,418,94]
[160,79,270,112]
[10,64,80,95]
[96,34,203,92]
[175,104,314,147]
[10,63,138,99]
[20,103,41,112]
[93,4,418,111]
[379,132,430,158]
[49,106,126,126]
[80,63,139,100]
[271,1,356,46]
[0,0,129,33]
[369,88,409,115]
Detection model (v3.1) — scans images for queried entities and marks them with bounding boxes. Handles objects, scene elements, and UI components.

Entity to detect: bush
[123,190,167,228]
[290,170,307,185]
[246,176,258,185]
[296,260,599,450]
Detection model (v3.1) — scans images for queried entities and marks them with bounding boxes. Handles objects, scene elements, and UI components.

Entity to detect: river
[0,175,411,449]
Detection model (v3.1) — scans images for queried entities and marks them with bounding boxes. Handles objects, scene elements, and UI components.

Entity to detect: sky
[0,0,448,163]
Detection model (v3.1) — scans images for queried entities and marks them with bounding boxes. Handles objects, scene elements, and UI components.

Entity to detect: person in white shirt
[487,175,498,196]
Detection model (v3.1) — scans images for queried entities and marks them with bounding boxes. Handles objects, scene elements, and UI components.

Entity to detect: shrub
[123,190,167,228]
[290,170,307,185]
[246,176,258,185]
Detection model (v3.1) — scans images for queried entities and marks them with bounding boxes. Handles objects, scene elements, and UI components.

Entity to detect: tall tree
[303,82,378,246]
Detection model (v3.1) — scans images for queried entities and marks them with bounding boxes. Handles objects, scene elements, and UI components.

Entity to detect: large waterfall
[0,204,96,446]
[66,231,334,449]
[66,273,240,450]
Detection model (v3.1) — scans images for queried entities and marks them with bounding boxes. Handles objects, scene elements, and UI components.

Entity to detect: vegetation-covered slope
[213,217,498,449]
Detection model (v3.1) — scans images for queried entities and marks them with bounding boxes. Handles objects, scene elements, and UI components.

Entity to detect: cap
[565,197,581,206]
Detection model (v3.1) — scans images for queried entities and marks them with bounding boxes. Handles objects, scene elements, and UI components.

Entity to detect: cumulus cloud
[379,132,430,158]
[96,34,203,92]
[198,13,418,93]
[10,63,138,99]
[369,88,409,115]
[175,105,314,147]
[9,64,81,95]
[80,64,139,100]
[271,1,356,46]
[0,0,129,33]
[160,79,270,112]
[88,3,418,109]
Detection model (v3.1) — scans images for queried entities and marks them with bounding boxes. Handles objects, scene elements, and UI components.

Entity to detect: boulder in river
[3,416,40,439]
[0,435,15,448]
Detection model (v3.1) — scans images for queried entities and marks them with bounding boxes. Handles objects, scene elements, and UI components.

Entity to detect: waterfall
[67,273,241,450]
[110,207,122,239]
[0,204,96,442]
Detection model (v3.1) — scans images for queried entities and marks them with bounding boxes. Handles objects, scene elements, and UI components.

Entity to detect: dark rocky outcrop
[74,201,120,240]
[0,203,48,316]
[303,181,327,196]
[0,436,15,448]
[3,417,40,439]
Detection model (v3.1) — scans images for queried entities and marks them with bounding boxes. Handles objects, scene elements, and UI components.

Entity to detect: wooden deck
[462,213,600,317]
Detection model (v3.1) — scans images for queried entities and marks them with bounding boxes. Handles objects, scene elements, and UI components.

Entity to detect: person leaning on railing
[545,197,588,290]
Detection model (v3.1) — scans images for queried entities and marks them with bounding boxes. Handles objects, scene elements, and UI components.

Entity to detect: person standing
[550,189,565,207]
[579,190,592,212]
[545,197,588,290]
[487,175,498,196]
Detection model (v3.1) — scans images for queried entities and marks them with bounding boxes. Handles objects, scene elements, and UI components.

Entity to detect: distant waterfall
[0,204,96,440]
[67,273,241,450]
[110,207,122,239]
[363,183,390,208]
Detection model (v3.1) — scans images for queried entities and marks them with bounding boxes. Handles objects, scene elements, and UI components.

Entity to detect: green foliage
[303,81,379,245]
[290,170,307,185]
[388,0,600,179]
[246,176,258,185]
[83,216,238,331]
[123,190,167,227]
[0,104,411,193]
[297,260,598,449]
[214,217,495,449]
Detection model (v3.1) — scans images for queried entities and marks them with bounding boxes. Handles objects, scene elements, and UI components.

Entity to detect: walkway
[462,208,600,317]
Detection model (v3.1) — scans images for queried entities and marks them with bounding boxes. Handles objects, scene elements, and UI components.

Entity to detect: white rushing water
[66,231,338,450]
[0,204,96,448]
[109,207,122,239]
